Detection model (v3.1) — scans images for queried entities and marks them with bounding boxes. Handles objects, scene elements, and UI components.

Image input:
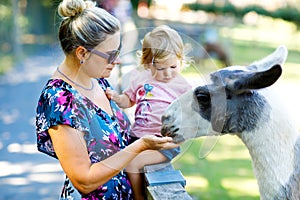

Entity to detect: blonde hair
[57,0,120,54]
[140,25,184,69]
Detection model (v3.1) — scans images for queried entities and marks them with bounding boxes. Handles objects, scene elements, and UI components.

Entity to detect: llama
[161,45,300,199]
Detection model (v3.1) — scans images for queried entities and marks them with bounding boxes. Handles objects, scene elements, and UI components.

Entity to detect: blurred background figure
[96,0,139,92]
[202,27,231,67]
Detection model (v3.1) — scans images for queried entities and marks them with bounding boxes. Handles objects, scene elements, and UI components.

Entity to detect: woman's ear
[75,46,89,61]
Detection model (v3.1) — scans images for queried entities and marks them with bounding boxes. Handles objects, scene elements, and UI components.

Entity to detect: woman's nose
[112,57,121,65]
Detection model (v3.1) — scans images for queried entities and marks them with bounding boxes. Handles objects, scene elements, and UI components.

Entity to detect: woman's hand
[139,135,180,151]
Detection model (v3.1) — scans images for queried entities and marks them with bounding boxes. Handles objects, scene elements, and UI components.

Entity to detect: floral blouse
[36,78,133,200]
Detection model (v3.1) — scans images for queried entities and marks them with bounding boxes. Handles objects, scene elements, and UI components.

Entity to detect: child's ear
[143,63,151,70]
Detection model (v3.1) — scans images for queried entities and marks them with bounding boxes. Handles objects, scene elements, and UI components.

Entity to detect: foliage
[184,2,300,27]
[0,0,57,74]
[0,0,57,53]
[0,1,13,51]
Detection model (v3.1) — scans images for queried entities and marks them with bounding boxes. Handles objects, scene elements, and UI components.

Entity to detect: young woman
[35,1,179,199]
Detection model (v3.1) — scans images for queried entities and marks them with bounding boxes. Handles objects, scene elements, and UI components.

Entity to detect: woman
[35,0,179,199]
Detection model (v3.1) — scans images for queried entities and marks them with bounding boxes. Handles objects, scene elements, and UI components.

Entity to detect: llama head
[161,45,288,143]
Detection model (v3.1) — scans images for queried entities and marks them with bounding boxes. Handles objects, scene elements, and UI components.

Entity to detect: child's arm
[106,88,134,108]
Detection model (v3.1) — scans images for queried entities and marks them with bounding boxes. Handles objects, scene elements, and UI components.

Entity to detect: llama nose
[161,114,171,124]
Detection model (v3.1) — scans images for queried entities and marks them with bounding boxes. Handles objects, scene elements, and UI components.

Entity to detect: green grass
[229,40,300,80]
[173,136,259,200]
[182,38,300,81]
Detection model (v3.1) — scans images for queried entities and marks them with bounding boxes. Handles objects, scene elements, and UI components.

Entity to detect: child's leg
[126,172,144,200]
[126,150,168,200]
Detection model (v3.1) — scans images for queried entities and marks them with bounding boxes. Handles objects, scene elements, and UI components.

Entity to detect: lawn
[173,136,259,200]
[175,17,300,200]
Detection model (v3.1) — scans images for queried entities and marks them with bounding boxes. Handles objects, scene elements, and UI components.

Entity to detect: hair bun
[58,0,95,18]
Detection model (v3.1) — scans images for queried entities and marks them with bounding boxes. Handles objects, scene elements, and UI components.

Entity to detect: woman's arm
[49,124,178,194]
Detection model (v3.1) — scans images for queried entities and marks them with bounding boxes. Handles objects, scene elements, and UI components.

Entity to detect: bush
[184,2,300,27]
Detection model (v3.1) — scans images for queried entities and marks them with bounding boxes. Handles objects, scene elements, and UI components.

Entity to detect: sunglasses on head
[87,43,121,64]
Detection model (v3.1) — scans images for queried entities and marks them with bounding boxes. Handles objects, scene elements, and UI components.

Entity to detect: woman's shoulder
[43,79,72,92]
[39,79,77,103]
[36,79,89,129]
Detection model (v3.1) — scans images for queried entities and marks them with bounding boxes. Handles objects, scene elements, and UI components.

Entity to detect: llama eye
[246,91,253,96]
[196,92,210,102]
[194,86,210,103]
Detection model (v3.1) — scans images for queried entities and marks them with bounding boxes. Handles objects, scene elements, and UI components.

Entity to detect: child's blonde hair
[140,25,185,69]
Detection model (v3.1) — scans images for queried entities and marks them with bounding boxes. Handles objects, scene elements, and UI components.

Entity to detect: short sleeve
[36,83,90,158]
[123,85,136,104]
[123,70,141,103]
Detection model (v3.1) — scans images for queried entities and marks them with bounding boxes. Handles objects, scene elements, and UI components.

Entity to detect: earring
[80,60,84,64]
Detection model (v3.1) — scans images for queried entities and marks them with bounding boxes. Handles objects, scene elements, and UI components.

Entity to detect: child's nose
[164,68,171,77]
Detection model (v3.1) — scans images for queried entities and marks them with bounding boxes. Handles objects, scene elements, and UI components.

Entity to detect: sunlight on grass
[206,136,251,161]
[174,136,259,200]
[184,175,259,198]
[185,175,209,190]
[221,178,259,197]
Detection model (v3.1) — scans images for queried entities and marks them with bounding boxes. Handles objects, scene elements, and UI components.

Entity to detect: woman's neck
[56,57,93,90]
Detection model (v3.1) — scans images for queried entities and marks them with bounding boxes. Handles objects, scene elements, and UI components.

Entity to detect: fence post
[144,162,193,200]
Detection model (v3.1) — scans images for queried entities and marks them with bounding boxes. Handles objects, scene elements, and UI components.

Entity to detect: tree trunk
[12,0,22,60]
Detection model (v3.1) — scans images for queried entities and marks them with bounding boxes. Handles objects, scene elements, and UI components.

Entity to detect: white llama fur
[161,46,300,199]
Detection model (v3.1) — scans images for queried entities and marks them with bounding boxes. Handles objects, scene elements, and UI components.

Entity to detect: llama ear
[248,45,288,71]
[227,64,282,94]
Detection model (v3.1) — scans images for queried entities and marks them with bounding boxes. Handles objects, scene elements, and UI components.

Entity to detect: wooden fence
[144,162,193,200]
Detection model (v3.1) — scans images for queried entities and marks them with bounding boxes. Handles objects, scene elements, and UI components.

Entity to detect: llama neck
[239,118,299,199]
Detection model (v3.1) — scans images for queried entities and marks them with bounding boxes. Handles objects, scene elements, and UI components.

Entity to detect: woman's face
[150,56,181,83]
[84,32,121,78]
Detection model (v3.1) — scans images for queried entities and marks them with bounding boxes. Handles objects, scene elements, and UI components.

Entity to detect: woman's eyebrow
[107,43,122,53]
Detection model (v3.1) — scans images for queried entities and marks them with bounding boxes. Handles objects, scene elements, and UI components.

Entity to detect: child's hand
[105,87,113,99]
[106,87,120,102]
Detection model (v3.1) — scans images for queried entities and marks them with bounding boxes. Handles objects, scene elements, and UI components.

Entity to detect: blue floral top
[36,78,133,200]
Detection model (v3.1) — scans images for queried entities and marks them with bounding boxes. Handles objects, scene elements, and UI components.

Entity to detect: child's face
[150,56,181,83]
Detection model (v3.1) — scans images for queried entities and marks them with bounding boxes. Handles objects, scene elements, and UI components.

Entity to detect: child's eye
[155,65,177,71]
